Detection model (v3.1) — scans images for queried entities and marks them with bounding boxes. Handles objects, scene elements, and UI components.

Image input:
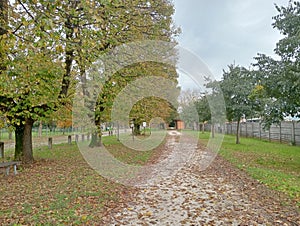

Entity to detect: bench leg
[6,167,9,176]
[13,164,18,175]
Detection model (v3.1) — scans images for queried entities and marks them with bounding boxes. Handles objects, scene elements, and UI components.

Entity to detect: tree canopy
[253,0,300,127]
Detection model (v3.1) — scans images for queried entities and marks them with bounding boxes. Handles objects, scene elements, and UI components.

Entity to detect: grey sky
[174,0,288,89]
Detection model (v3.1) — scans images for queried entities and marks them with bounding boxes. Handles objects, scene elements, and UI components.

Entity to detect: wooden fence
[203,121,300,146]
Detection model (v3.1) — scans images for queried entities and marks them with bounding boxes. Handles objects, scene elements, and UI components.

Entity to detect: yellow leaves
[137,210,153,219]
[22,20,29,26]
[92,15,102,23]
[255,84,264,92]
[55,45,64,53]
[249,84,266,100]
[144,211,153,217]
[81,215,88,221]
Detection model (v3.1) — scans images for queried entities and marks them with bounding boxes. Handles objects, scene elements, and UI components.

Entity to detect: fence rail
[203,121,300,146]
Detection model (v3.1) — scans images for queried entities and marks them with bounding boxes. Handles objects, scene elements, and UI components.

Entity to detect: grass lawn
[0,135,162,225]
[198,131,300,207]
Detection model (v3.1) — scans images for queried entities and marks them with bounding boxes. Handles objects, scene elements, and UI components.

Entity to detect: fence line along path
[203,121,300,146]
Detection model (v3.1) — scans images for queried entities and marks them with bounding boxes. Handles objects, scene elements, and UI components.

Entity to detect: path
[109,131,300,225]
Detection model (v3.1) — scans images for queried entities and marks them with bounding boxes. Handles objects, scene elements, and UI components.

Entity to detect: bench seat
[0,161,21,175]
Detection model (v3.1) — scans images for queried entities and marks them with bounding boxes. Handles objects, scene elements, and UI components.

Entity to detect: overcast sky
[173,0,288,89]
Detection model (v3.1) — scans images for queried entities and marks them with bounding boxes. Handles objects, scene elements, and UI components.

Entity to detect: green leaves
[218,64,255,122]
[252,1,300,126]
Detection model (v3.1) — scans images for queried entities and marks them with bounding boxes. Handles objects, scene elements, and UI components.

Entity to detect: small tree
[220,64,255,144]
[195,95,210,133]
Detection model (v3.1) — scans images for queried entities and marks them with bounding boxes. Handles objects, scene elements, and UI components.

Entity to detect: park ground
[0,131,299,225]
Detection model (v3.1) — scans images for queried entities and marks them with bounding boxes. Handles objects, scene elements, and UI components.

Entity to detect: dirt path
[109,132,300,225]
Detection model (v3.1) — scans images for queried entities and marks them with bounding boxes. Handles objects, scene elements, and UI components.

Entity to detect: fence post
[259,123,261,140]
[251,122,254,138]
[68,135,72,145]
[291,121,296,145]
[75,134,79,142]
[0,142,4,158]
[279,122,282,143]
[245,123,248,138]
[240,123,242,137]
[48,137,52,149]
[117,123,120,141]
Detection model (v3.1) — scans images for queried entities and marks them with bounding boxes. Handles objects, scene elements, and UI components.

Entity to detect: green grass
[197,131,300,207]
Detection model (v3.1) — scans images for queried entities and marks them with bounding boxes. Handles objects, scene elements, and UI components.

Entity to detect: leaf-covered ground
[0,133,299,225]
[109,132,300,225]
[0,143,138,225]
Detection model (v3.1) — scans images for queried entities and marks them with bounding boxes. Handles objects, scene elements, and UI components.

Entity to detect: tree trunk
[23,118,34,162]
[0,0,8,36]
[14,123,25,160]
[134,124,141,135]
[89,126,102,148]
[236,119,241,144]
[14,118,34,163]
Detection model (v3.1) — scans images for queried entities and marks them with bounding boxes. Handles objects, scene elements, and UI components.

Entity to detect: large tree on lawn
[0,0,137,163]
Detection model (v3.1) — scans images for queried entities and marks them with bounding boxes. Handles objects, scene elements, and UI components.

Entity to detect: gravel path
[109,132,300,225]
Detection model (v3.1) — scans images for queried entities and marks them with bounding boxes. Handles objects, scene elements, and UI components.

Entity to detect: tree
[54,105,73,134]
[253,0,300,127]
[195,95,210,133]
[178,89,202,129]
[0,0,138,162]
[219,64,255,144]
[88,0,180,145]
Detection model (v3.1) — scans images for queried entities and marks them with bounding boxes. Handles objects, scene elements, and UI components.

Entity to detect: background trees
[178,89,202,129]
[183,1,300,145]
[89,0,179,144]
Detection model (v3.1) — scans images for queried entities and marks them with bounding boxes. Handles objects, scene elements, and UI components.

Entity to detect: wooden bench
[0,161,21,176]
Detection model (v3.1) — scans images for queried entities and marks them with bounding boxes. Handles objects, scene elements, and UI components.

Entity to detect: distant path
[109,131,300,225]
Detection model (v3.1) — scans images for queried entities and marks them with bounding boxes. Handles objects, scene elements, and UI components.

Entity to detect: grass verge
[198,132,300,207]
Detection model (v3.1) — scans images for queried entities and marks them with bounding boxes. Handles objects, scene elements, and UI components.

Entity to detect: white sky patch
[173,0,287,83]
[177,69,205,91]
